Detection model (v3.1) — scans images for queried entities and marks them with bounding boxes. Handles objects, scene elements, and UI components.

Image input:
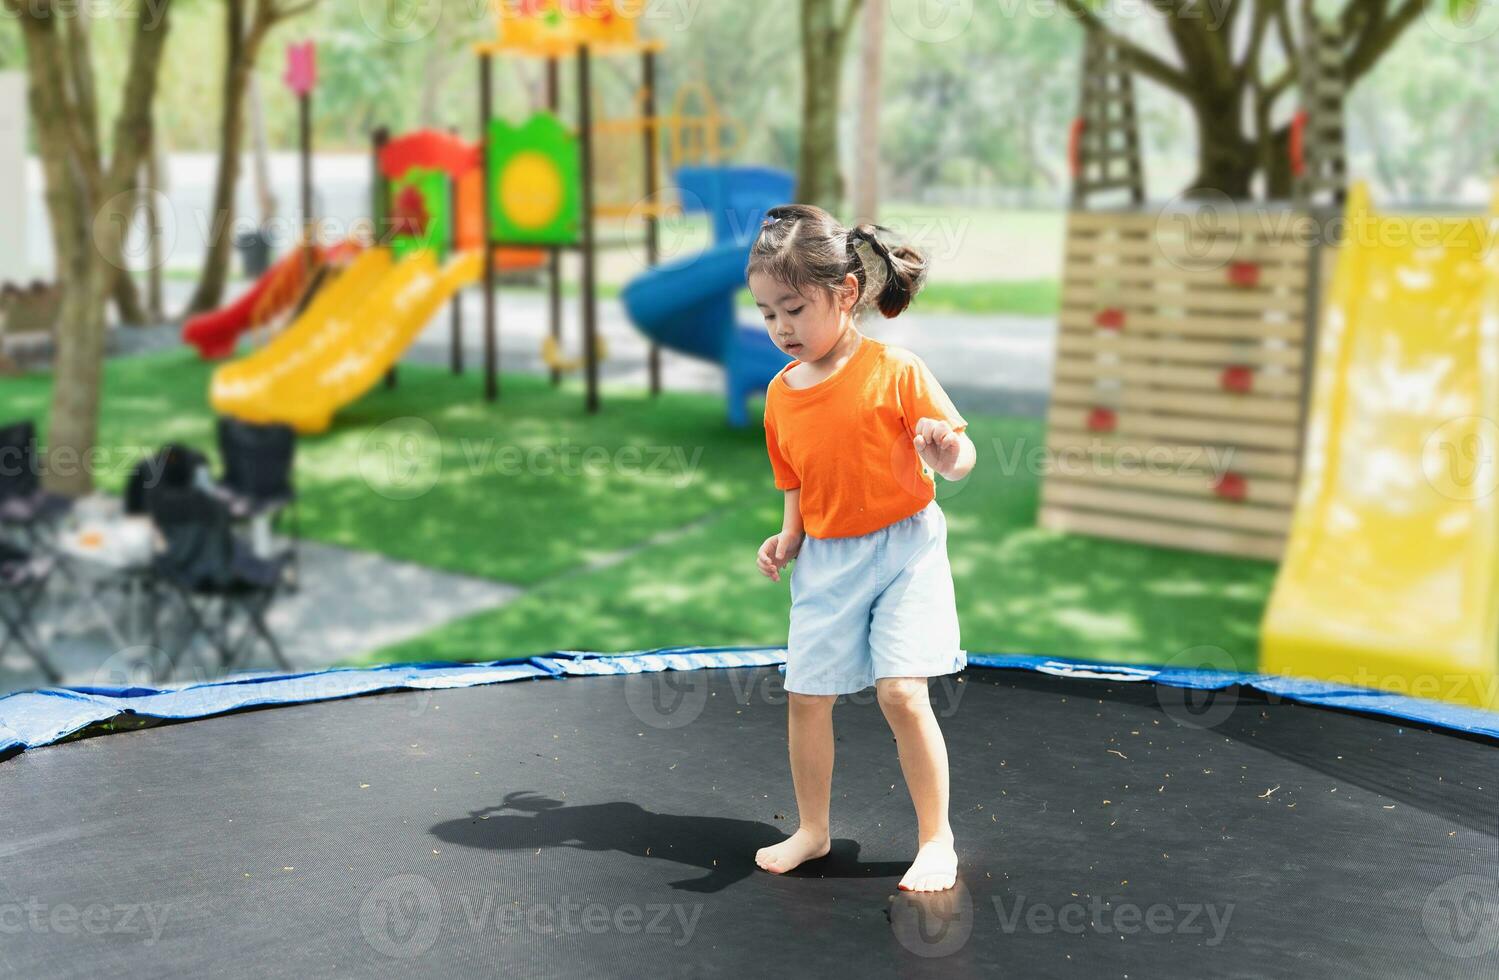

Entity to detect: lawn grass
[4,350,1275,670]
[912,280,1060,317]
[367,414,1275,671]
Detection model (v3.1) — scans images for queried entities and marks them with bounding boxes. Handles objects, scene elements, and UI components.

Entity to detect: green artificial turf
[4,350,1275,671]
[368,415,1276,671]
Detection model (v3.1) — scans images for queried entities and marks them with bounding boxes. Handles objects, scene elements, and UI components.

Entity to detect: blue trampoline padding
[967,653,1499,741]
[3,647,1496,757]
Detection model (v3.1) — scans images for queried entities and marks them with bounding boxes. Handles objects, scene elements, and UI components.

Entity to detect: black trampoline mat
[1,665,1496,979]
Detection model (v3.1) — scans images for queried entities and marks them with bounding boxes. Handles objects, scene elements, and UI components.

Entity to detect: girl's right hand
[756,530,803,583]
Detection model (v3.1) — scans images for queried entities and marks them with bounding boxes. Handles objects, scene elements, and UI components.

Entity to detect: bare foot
[755,828,831,875]
[899,838,958,892]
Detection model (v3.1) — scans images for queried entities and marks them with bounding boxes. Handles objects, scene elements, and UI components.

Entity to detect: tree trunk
[145,134,166,320]
[798,0,862,213]
[184,1,258,315]
[851,0,885,225]
[11,0,174,496]
[1188,95,1257,198]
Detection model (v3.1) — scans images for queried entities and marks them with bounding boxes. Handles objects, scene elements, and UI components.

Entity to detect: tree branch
[1345,0,1425,84]
[1058,0,1193,95]
[104,0,173,194]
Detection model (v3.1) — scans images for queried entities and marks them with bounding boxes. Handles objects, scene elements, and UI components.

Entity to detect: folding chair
[0,419,71,547]
[0,540,60,684]
[144,481,294,677]
[213,417,298,572]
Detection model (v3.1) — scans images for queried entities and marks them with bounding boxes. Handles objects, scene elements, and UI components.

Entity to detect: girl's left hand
[913,417,962,477]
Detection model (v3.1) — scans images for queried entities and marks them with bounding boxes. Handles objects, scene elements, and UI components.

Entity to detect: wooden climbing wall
[1040,208,1321,561]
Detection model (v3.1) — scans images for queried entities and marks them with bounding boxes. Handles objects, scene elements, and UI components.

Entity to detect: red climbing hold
[1086,407,1118,434]
[1221,366,1255,394]
[1095,308,1125,330]
[1227,262,1261,288]
[1213,472,1248,502]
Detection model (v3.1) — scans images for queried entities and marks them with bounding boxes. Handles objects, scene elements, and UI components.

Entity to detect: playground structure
[183,247,321,359]
[211,1,790,431]
[1041,27,1337,560]
[470,0,792,420]
[1043,25,1499,711]
[1262,185,1499,712]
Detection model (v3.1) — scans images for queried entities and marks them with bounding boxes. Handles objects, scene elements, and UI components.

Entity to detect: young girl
[749,205,976,893]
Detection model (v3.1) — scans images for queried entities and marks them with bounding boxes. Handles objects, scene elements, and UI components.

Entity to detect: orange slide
[182,249,319,360]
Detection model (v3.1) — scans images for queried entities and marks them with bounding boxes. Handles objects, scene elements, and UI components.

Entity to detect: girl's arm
[781,487,804,537]
[914,418,977,482]
[757,489,805,582]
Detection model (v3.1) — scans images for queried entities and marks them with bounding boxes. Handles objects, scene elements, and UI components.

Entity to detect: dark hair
[747,204,928,318]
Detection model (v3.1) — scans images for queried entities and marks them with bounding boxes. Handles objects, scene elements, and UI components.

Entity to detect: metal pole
[642,49,661,397]
[577,45,599,414]
[480,53,499,402]
[372,126,398,391]
[546,56,563,388]
[449,124,463,375]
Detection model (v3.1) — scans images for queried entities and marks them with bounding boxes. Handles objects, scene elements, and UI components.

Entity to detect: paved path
[0,540,518,695]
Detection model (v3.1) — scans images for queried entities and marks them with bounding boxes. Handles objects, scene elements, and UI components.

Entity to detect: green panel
[390,167,452,260]
[487,113,581,245]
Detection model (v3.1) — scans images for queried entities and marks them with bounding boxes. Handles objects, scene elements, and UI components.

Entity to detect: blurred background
[0,0,1496,703]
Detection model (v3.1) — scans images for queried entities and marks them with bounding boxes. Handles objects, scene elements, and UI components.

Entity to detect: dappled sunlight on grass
[3,351,1275,670]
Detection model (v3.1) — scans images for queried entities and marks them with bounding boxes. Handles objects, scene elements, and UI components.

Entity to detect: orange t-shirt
[763,337,967,539]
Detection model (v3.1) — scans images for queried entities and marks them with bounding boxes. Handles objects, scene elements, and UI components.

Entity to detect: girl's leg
[755,692,836,874]
[876,676,958,892]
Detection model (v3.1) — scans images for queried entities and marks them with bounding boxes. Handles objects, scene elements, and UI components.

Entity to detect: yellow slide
[211,248,482,434]
[1261,183,1499,712]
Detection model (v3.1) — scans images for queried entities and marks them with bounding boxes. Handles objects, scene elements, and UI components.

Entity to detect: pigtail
[849,225,928,319]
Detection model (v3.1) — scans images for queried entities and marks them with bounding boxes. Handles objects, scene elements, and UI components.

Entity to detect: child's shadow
[431,791,906,893]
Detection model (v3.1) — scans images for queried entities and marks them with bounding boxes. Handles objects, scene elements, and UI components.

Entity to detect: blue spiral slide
[621,166,796,427]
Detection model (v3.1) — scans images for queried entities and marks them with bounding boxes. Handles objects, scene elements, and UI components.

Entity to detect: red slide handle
[1068,118,1086,179]
[1289,110,1309,179]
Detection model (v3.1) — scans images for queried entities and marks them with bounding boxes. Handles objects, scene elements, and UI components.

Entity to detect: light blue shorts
[785,501,966,696]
